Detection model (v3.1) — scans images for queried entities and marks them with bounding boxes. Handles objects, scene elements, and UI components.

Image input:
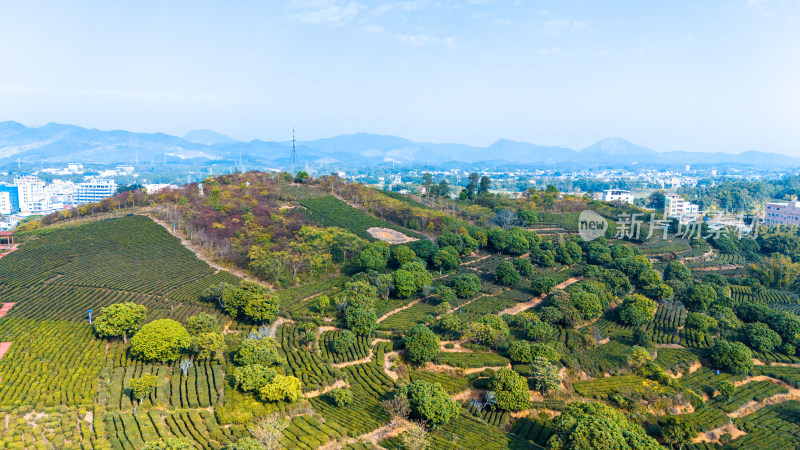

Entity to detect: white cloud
[393,33,456,48]
[542,19,587,37]
[289,1,362,25]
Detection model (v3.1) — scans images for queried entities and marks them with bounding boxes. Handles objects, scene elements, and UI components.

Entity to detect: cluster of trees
[232,333,301,403]
[93,303,225,362]
[201,281,279,324]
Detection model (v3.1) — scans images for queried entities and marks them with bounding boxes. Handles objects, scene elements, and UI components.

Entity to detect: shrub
[233,364,277,393]
[531,277,557,296]
[452,273,481,298]
[329,388,353,406]
[685,312,718,331]
[185,312,221,336]
[398,381,459,428]
[495,261,521,286]
[682,284,717,312]
[744,322,782,353]
[235,337,284,366]
[328,331,355,355]
[259,375,302,402]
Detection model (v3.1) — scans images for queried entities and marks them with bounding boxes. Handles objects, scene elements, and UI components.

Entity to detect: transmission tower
[289,127,298,167]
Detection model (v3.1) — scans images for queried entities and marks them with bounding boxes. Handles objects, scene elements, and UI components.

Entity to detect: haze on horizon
[1,0,799,156]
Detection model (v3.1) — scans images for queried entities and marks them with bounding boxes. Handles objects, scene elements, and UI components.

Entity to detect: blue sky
[1,1,799,155]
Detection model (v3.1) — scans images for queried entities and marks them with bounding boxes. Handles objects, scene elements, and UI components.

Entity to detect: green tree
[495,260,521,286]
[530,357,561,395]
[357,241,391,271]
[392,245,418,267]
[93,302,147,344]
[685,312,718,331]
[393,262,433,298]
[332,330,357,354]
[398,380,460,428]
[663,261,692,283]
[404,324,440,364]
[233,364,277,393]
[345,306,378,335]
[294,171,309,183]
[130,373,159,412]
[432,247,461,273]
[435,285,456,305]
[488,368,529,411]
[259,374,302,402]
[744,322,782,352]
[749,253,800,289]
[718,379,736,403]
[185,312,220,336]
[525,321,553,342]
[374,273,395,301]
[130,319,192,362]
[315,295,330,312]
[711,340,753,375]
[192,332,225,360]
[682,284,717,312]
[452,273,481,298]
[463,315,510,347]
[242,292,279,324]
[531,277,557,296]
[618,294,657,326]
[329,388,353,406]
[661,416,696,450]
[478,176,491,195]
[548,402,661,450]
[465,172,480,200]
[235,337,284,366]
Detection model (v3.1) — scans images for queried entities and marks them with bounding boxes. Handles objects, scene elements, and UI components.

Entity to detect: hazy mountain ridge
[1,121,798,168]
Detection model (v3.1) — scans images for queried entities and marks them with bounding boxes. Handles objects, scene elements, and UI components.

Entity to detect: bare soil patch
[497,277,582,316]
[367,227,417,244]
[0,303,15,319]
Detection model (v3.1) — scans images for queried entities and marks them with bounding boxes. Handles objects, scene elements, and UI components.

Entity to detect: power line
[290,127,298,168]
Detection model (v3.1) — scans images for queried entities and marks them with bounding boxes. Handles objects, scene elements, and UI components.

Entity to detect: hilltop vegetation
[4,172,800,448]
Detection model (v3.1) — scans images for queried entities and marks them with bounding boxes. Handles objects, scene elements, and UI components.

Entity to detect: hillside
[2,175,800,448]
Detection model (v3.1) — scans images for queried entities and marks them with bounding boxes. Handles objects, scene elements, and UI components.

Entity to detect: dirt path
[383,351,401,381]
[376,299,421,324]
[424,362,511,375]
[496,277,582,316]
[753,359,800,368]
[302,380,349,398]
[655,343,686,349]
[0,245,18,259]
[724,376,800,418]
[265,317,294,338]
[148,214,271,288]
[439,341,473,353]
[461,253,493,266]
[0,303,15,319]
[668,361,702,379]
[693,422,746,444]
[0,342,11,360]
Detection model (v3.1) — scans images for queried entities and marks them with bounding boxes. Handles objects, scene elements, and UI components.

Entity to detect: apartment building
[764,202,800,226]
[664,194,700,220]
[76,179,117,204]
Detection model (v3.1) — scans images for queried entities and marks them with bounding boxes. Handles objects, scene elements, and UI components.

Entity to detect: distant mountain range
[1,121,798,169]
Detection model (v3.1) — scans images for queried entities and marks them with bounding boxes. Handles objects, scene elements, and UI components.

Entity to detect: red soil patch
[0,245,17,259]
[0,303,15,319]
[0,342,12,360]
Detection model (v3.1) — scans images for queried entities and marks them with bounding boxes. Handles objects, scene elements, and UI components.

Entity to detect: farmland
[3,174,800,449]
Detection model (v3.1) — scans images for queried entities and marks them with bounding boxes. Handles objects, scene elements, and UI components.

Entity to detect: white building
[116,165,135,174]
[14,176,46,212]
[601,189,634,204]
[144,183,177,194]
[68,163,84,173]
[76,179,117,204]
[765,202,800,226]
[664,194,700,220]
[0,191,11,215]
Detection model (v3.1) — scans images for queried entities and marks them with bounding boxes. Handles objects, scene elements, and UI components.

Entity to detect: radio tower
[289,127,298,167]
